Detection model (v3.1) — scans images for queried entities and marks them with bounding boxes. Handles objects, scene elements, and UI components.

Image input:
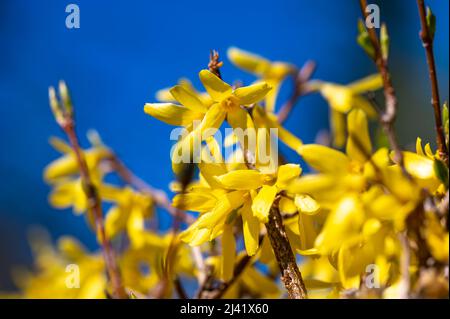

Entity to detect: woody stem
[265,202,307,299]
[416,0,448,165]
[62,120,127,299]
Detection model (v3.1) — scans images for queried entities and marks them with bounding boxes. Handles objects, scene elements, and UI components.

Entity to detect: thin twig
[398,232,411,299]
[49,83,127,299]
[174,276,188,299]
[107,155,194,224]
[359,0,406,173]
[265,201,307,299]
[416,0,448,165]
[277,60,316,124]
[192,246,207,287]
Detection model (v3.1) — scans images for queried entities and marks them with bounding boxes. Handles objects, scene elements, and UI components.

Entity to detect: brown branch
[398,232,411,299]
[49,83,127,299]
[277,60,316,124]
[174,276,188,299]
[416,0,448,165]
[265,200,307,299]
[437,190,449,217]
[359,0,406,172]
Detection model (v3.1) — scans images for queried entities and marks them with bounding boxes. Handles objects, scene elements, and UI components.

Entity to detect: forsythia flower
[228,47,295,113]
[13,233,107,298]
[310,74,383,147]
[145,69,272,174]
[175,138,302,280]
[44,134,155,242]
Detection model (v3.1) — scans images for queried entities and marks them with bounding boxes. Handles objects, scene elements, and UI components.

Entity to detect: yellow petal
[298,211,318,251]
[424,212,449,263]
[58,237,86,259]
[127,209,146,248]
[198,162,228,188]
[330,109,346,148]
[169,85,208,112]
[198,103,227,137]
[226,106,255,151]
[143,103,202,126]
[215,170,266,190]
[337,244,365,289]
[155,86,176,102]
[104,206,128,239]
[320,84,353,113]
[424,143,434,157]
[199,69,232,101]
[197,191,246,229]
[294,194,320,215]
[351,95,378,118]
[347,74,383,94]
[264,81,280,113]
[234,82,272,106]
[346,109,372,163]
[288,174,336,194]
[297,144,350,174]
[402,151,435,179]
[172,192,217,212]
[251,185,278,223]
[240,201,260,256]
[49,137,72,154]
[180,226,211,246]
[315,196,364,254]
[277,124,303,153]
[276,164,302,189]
[227,47,270,76]
[44,148,109,182]
[221,225,236,281]
[241,266,279,296]
[279,197,297,214]
[48,179,87,214]
[416,137,425,156]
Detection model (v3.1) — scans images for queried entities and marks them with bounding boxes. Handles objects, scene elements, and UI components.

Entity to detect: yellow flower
[145,70,271,174]
[121,231,196,296]
[103,186,153,241]
[310,74,382,147]
[14,233,107,298]
[45,136,109,214]
[286,109,432,291]
[177,160,302,284]
[228,47,295,113]
[146,69,271,132]
[290,109,375,207]
[44,136,111,183]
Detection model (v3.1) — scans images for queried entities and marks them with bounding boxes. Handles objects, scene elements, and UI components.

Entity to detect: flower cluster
[9,18,449,299]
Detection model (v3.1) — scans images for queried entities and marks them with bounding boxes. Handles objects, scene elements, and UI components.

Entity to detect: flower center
[220,95,240,112]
